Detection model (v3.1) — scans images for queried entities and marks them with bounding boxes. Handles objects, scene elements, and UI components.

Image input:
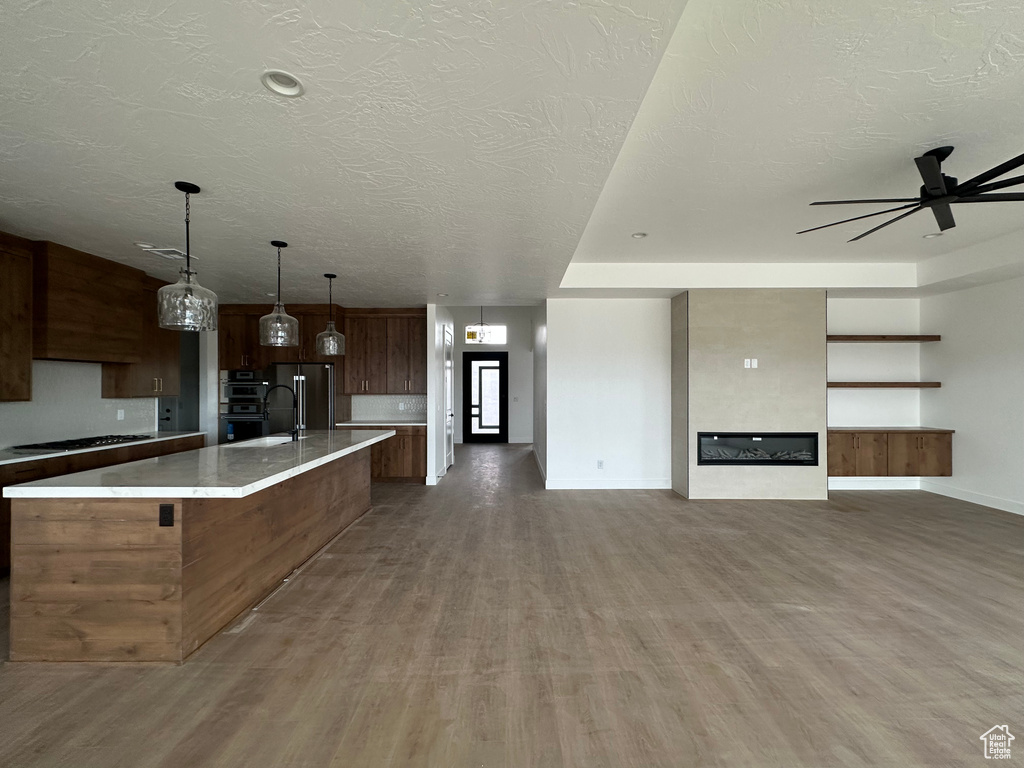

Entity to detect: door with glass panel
[462,351,508,443]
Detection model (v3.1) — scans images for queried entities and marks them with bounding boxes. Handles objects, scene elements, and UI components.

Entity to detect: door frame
[444,327,455,468]
[462,351,509,444]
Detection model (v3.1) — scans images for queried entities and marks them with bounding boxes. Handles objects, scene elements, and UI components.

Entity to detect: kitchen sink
[227,435,305,448]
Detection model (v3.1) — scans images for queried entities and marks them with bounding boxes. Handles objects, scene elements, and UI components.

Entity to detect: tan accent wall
[686,289,827,500]
[671,292,688,497]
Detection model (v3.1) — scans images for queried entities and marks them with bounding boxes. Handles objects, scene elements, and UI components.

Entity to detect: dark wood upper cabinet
[0,232,34,401]
[102,277,181,397]
[344,316,387,393]
[33,241,144,364]
[386,317,427,394]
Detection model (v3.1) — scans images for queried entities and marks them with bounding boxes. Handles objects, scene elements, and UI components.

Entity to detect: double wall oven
[220,370,271,441]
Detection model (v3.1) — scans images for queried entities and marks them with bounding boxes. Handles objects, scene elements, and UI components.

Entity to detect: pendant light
[259,240,299,346]
[157,182,218,331]
[315,273,345,356]
[467,306,490,343]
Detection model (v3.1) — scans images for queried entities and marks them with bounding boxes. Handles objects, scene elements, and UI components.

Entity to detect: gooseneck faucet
[263,384,300,441]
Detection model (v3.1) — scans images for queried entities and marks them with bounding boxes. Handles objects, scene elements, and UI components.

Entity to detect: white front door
[444,327,455,469]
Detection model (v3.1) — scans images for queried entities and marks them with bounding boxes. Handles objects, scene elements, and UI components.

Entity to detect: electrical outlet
[597,460,604,470]
[399,402,405,411]
[744,359,751,369]
[117,409,125,420]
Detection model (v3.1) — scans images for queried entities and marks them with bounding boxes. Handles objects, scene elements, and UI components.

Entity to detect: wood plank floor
[1,443,1022,767]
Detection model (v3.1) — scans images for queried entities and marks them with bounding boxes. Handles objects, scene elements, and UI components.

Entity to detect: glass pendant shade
[316,320,345,356]
[260,240,298,346]
[157,269,218,331]
[157,181,217,332]
[315,272,344,356]
[259,302,299,346]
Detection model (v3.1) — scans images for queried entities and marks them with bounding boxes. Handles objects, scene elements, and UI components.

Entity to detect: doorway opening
[444,326,455,469]
[462,351,509,443]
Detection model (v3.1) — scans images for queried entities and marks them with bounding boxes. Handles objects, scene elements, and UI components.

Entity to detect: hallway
[1,444,1022,766]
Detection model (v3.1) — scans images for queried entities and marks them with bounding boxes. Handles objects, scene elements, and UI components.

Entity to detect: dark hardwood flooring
[0,443,1022,766]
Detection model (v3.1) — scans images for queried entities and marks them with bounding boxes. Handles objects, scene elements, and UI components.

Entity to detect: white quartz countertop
[336,419,427,427]
[3,429,393,500]
[0,431,206,467]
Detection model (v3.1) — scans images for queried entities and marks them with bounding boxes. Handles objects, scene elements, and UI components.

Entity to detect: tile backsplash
[350,394,427,421]
[0,361,156,449]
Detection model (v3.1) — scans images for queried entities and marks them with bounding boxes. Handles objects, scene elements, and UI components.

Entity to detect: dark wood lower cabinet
[827,428,953,478]
[887,432,953,477]
[0,434,205,575]
[347,426,426,483]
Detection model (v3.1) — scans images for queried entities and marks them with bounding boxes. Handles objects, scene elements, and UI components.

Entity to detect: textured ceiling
[0,0,684,305]
[572,0,1024,265]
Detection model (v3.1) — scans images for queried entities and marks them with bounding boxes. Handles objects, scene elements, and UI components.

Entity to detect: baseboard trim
[920,481,1024,517]
[544,478,672,490]
[532,447,547,483]
[829,477,921,491]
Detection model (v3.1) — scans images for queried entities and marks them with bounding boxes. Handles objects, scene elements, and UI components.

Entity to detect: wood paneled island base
[10,450,371,663]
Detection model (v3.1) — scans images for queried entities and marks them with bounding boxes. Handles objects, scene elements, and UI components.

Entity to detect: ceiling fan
[798,146,1024,241]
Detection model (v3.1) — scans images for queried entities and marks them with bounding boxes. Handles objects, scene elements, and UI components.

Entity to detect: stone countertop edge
[0,431,207,467]
[336,420,428,427]
[3,430,395,500]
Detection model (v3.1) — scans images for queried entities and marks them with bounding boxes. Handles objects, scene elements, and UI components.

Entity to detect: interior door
[444,327,454,469]
[462,351,508,443]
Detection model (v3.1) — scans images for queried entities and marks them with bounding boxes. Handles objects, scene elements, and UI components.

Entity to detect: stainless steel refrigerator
[266,363,335,434]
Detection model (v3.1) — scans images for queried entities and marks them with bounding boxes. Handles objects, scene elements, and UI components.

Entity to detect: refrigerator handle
[293,375,305,430]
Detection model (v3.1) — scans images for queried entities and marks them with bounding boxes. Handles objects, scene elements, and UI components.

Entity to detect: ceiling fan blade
[958,151,1024,192]
[962,173,1024,195]
[954,192,1024,202]
[930,203,955,231]
[915,154,946,196]
[848,206,922,242]
[796,203,921,235]
[810,198,919,205]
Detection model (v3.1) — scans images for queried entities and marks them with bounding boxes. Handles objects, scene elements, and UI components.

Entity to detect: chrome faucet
[263,384,300,441]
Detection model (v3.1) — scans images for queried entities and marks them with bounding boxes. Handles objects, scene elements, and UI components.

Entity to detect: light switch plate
[751,358,758,368]
[744,359,751,369]
[117,409,125,420]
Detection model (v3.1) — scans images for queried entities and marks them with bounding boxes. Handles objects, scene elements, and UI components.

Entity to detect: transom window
[465,324,507,345]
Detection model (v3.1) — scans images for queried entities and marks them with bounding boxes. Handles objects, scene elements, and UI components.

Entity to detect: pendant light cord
[328,277,334,323]
[184,192,192,280]
[276,246,282,304]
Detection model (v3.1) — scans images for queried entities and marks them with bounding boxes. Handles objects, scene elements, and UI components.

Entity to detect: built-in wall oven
[220,371,271,442]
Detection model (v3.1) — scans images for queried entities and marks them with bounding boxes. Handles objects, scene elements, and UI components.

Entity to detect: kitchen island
[4,429,393,663]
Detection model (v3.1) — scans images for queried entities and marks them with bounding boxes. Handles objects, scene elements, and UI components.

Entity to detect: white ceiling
[0,0,684,306]
[3,1,1023,306]
[572,0,1024,265]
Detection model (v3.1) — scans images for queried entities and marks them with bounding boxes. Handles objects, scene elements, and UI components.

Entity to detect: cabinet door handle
[158,378,163,393]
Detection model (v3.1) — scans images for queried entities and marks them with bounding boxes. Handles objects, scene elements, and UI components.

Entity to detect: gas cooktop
[11,434,154,452]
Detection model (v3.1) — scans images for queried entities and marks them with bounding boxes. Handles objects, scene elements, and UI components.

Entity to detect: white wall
[451,306,534,444]
[0,361,156,449]
[546,298,671,489]
[532,303,547,481]
[426,304,454,485]
[920,277,1024,515]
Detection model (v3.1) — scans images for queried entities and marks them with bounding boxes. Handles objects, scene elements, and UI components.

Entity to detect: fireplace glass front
[697,432,818,466]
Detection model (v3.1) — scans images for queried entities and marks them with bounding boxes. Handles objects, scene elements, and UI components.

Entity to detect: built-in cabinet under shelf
[827,428,953,477]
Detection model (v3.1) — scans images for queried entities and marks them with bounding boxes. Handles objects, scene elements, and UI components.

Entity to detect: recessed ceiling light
[134,242,154,249]
[923,233,943,239]
[631,232,647,239]
[261,70,304,98]
[436,293,448,297]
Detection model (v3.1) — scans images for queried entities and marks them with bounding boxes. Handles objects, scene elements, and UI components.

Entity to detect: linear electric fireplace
[697,432,818,466]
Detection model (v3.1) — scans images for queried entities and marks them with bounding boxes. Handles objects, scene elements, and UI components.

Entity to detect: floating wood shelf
[828,382,941,389]
[827,335,941,343]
